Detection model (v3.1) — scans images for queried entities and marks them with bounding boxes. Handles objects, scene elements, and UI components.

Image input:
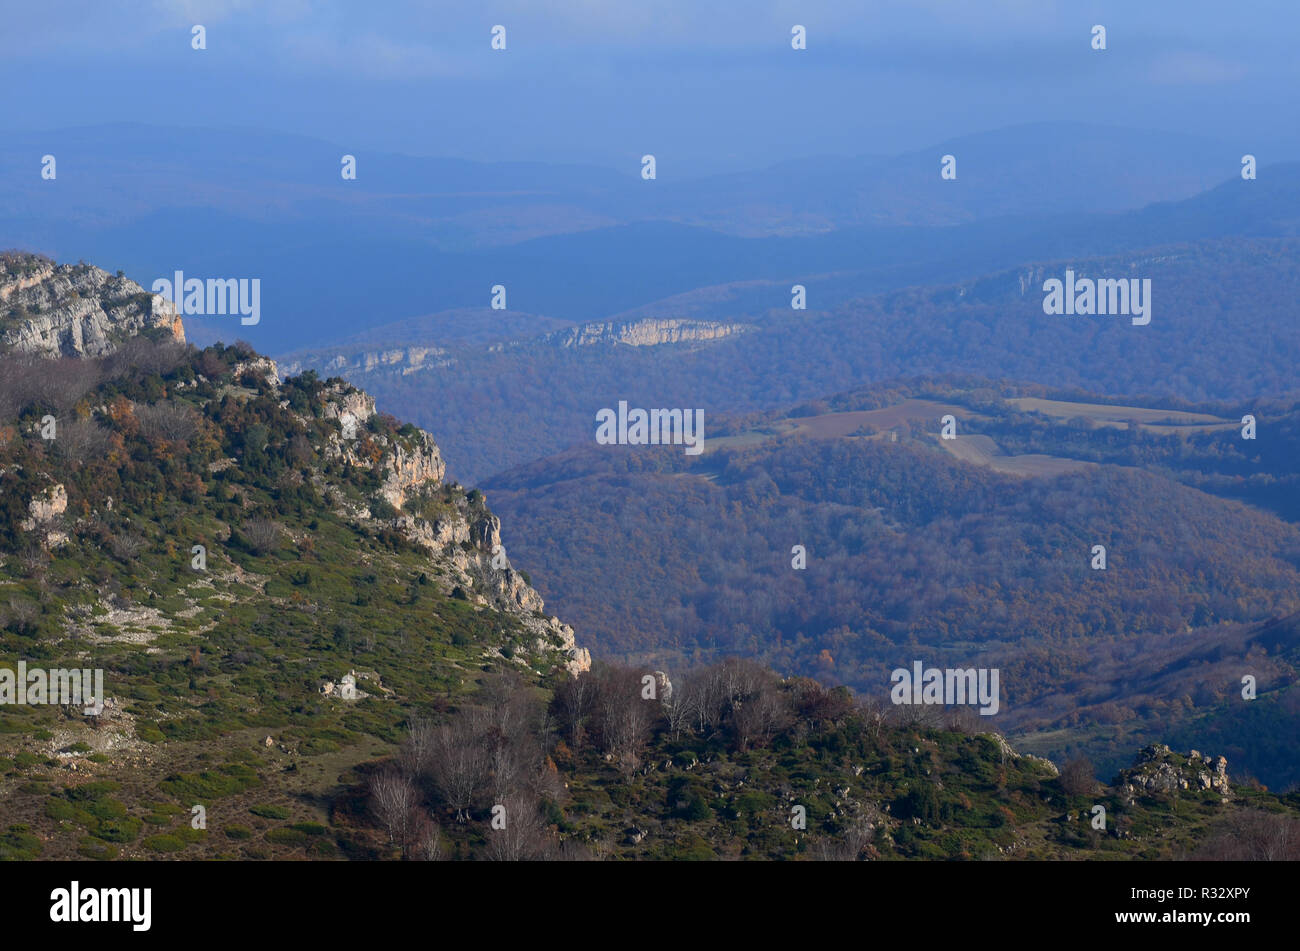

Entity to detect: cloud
[280,30,479,81]
[1147,51,1248,85]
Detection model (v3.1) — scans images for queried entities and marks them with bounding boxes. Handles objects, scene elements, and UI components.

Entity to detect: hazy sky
[4,0,1296,175]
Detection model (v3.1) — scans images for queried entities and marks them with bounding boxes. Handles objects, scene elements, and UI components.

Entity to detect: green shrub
[0,826,43,860]
[142,833,186,852]
[249,804,290,820]
[266,826,312,846]
[77,838,119,860]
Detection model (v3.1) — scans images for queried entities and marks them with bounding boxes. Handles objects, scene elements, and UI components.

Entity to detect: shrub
[142,833,186,852]
[241,519,280,555]
[249,804,290,820]
[77,838,119,860]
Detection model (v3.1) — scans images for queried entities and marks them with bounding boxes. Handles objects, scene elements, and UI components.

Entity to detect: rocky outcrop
[279,317,745,382]
[21,482,68,527]
[2,252,588,676]
[312,377,586,674]
[984,733,1060,777]
[378,436,447,511]
[278,345,451,378]
[539,316,752,349]
[19,481,69,547]
[1117,744,1231,804]
[321,384,375,440]
[1,253,184,358]
[231,356,280,388]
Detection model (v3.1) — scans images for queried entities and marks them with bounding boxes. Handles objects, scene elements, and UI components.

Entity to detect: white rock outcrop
[1,256,184,358]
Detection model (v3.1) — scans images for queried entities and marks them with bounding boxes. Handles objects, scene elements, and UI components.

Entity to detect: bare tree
[1059,756,1097,797]
[0,354,98,418]
[480,671,541,743]
[16,541,49,579]
[287,433,313,467]
[812,816,878,861]
[54,418,115,464]
[400,715,437,779]
[554,672,595,750]
[409,810,443,861]
[24,357,102,414]
[489,740,525,805]
[135,400,198,444]
[942,705,982,735]
[718,657,766,701]
[241,518,280,554]
[593,666,653,778]
[2,597,40,636]
[107,531,147,562]
[197,349,226,380]
[483,794,552,861]
[370,769,419,856]
[1194,810,1300,861]
[429,715,489,821]
[729,676,791,752]
[886,699,944,730]
[105,337,188,379]
[685,665,729,735]
[860,697,889,744]
[663,681,698,741]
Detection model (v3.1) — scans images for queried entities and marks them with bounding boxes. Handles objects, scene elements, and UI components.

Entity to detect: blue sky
[3,0,1296,174]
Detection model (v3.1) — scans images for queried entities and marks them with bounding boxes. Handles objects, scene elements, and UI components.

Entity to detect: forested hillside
[2,255,1297,863]
[484,379,1300,786]
[302,238,1300,485]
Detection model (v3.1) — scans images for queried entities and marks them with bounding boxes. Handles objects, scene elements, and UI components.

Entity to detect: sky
[2,0,1296,175]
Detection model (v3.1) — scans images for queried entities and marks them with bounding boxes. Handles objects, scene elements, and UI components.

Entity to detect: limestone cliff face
[310,372,589,674]
[278,345,451,379]
[279,316,750,381]
[2,251,589,676]
[537,316,752,349]
[0,254,184,357]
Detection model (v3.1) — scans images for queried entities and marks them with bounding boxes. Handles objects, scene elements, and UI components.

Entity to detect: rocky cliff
[310,373,589,673]
[278,344,451,379]
[1116,744,1232,804]
[0,252,184,357]
[277,316,751,381]
[0,250,588,675]
[533,316,753,350]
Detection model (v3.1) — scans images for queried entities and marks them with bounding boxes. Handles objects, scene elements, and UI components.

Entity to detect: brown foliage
[135,401,198,445]
[1193,810,1300,861]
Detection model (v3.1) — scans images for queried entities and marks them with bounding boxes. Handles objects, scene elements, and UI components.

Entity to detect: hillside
[340,661,1300,861]
[483,378,1300,787]
[0,254,586,859]
[2,253,1297,863]
[285,236,1300,485]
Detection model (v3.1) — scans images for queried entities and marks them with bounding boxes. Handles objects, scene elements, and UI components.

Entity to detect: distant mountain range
[1,120,1272,353]
[280,233,1300,486]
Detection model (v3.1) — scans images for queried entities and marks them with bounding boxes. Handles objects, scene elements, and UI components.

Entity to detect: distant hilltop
[529,316,754,350]
[278,315,752,379]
